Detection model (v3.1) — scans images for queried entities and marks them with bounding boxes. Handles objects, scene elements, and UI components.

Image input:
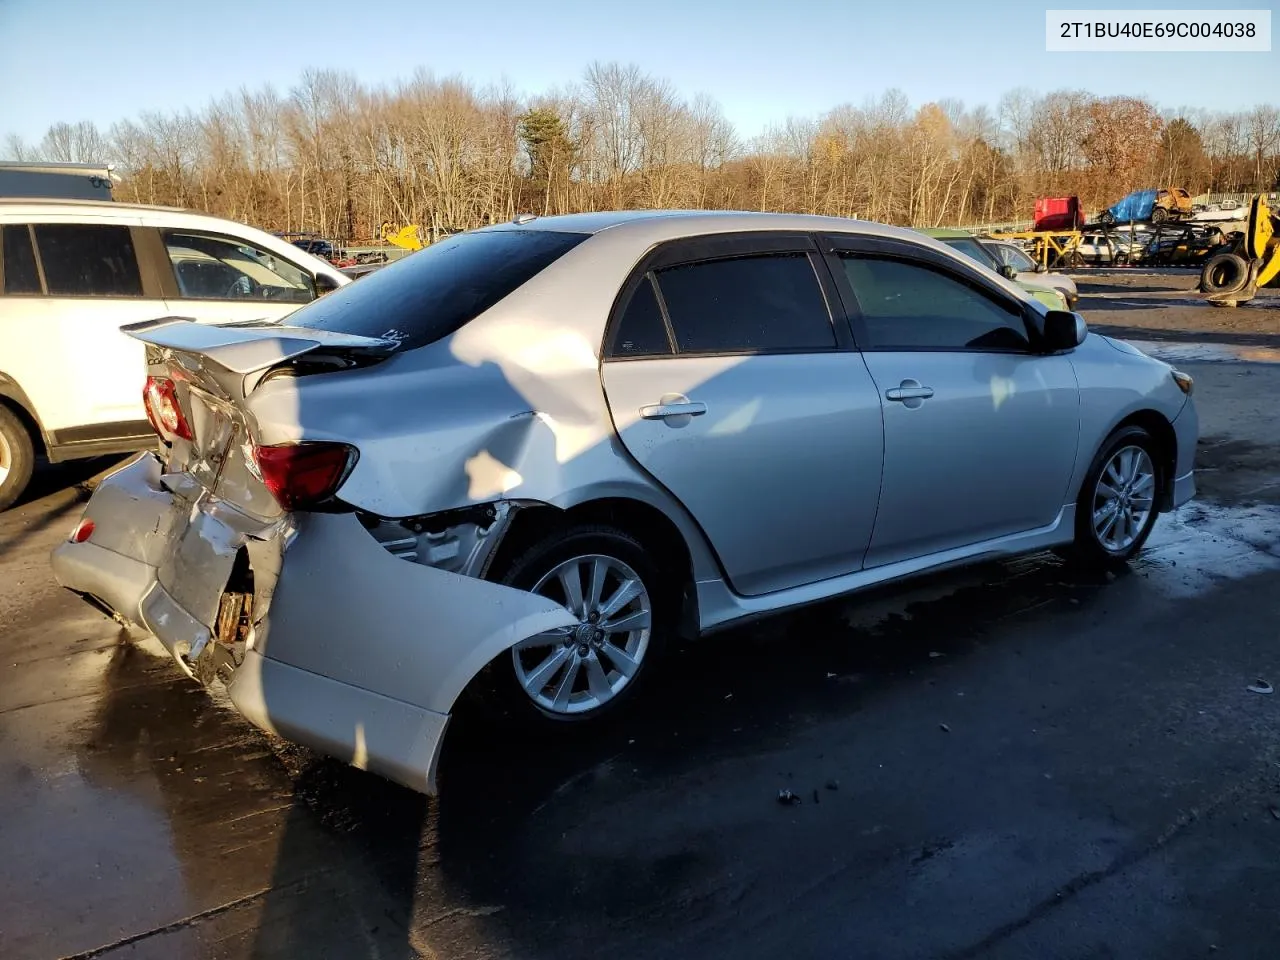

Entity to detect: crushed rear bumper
[51,452,576,795]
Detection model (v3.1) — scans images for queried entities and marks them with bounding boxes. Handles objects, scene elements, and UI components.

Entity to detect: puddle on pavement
[1126,340,1280,365]
[1137,501,1280,598]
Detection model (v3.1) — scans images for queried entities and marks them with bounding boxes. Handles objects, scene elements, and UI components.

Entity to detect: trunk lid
[124,316,397,516]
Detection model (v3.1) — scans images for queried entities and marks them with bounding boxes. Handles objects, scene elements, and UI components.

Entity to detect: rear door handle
[640,398,707,420]
[884,379,934,405]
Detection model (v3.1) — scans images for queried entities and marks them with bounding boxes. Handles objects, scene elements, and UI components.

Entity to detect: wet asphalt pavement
[5,273,1280,959]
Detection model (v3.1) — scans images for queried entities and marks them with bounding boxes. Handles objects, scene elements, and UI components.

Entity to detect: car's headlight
[1171,370,1194,395]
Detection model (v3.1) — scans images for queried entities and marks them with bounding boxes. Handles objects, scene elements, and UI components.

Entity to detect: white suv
[0,199,350,509]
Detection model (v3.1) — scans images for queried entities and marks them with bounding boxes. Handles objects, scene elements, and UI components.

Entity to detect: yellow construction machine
[380,222,424,252]
[1199,195,1280,306]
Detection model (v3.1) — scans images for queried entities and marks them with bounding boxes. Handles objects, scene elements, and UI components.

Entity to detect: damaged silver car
[52,211,1199,794]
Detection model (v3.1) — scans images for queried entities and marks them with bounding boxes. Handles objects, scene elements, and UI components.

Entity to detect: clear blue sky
[0,0,1274,145]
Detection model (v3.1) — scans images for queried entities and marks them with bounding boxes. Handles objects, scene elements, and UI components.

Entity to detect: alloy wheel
[511,554,653,716]
[1092,445,1156,553]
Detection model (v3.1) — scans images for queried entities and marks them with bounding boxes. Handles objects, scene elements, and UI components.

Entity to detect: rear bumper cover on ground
[50,453,576,795]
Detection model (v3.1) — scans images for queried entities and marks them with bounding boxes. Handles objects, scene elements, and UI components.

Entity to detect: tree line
[5,62,1279,241]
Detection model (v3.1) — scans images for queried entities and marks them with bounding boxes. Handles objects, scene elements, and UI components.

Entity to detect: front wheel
[1151,206,1169,225]
[494,524,672,724]
[1066,426,1163,568]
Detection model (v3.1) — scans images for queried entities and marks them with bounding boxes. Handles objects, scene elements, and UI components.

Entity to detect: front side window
[2,225,41,295]
[164,231,316,303]
[939,236,999,270]
[998,244,1036,272]
[34,224,143,297]
[652,253,836,354]
[841,255,1030,352]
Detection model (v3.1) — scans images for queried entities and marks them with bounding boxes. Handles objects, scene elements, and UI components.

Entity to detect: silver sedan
[51,211,1198,794]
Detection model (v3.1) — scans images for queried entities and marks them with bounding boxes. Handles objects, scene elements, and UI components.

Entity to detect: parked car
[1075,230,1149,265]
[51,210,1199,795]
[0,198,349,509]
[980,239,1079,308]
[919,228,1070,311]
[1099,187,1193,226]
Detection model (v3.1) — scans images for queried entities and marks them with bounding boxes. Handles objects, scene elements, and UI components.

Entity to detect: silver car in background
[51,211,1198,795]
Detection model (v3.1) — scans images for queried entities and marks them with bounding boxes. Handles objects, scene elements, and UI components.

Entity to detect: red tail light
[143,376,193,443]
[253,442,357,512]
[71,518,95,543]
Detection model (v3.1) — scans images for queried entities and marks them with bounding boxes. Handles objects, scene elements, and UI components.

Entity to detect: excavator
[380,221,424,252]
[1199,194,1280,306]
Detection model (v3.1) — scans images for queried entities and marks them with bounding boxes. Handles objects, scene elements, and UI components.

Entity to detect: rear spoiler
[121,316,400,377]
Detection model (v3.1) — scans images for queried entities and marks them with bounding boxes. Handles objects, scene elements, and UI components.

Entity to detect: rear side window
[34,224,143,297]
[2,225,41,295]
[289,228,589,350]
[653,253,835,354]
[611,276,672,357]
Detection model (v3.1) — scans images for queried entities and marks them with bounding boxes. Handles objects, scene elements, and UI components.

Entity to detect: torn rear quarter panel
[255,511,579,716]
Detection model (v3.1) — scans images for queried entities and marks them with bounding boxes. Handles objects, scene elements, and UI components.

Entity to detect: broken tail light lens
[252,442,357,512]
[143,376,193,443]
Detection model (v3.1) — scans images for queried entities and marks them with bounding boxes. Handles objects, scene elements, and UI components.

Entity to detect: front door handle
[884,379,934,407]
[640,396,707,421]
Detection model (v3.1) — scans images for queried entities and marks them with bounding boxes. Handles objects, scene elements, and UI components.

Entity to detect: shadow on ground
[72,546,1132,958]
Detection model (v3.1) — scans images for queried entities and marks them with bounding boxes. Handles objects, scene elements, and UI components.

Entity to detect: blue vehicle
[1100,187,1193,226]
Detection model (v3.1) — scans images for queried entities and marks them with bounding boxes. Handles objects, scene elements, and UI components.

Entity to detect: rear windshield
[287,228,589,350]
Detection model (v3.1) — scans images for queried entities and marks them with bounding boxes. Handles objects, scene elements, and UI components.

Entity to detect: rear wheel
[1065,426,1163,568]
[0,406,35,512]
[494,524,673,724]
[1151,206,1169,225]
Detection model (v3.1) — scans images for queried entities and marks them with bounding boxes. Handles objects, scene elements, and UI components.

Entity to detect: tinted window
[289,228,588,350]
[841,255,1029,352]
[939,236,998,269]
[34,224,143,297]
[2,225,41,295]
[611,275,672,357]
[164,231,315,303]
[654,253,835,354]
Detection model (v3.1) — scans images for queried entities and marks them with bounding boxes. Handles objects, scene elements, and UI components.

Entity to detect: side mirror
[998,263,1018,280]
[1034,262,1047,273]
[1041,309,1087,351]
[314,273,341,295]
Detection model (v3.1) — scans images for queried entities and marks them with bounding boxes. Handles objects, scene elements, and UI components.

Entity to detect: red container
[1033,196,1083,231]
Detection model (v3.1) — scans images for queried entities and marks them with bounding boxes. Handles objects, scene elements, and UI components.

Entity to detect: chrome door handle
[884,379,934,405]
[640,400,707,420]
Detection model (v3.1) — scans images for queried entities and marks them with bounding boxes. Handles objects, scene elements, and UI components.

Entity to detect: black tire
[1099,210,1116,226]
[1064,425,1163,569]
[1201,253,1249,294]
[491,524,674,725]
[0,406,35,512]
[1151,206,1169,224]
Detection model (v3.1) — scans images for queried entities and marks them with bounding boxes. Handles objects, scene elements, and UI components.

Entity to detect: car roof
[475,209,950,248]
[916,227,973,238]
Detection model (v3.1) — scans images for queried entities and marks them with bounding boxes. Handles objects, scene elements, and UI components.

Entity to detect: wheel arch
[487,494,707,640]
[0,374,48,456]
[1097,409,1178,510]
